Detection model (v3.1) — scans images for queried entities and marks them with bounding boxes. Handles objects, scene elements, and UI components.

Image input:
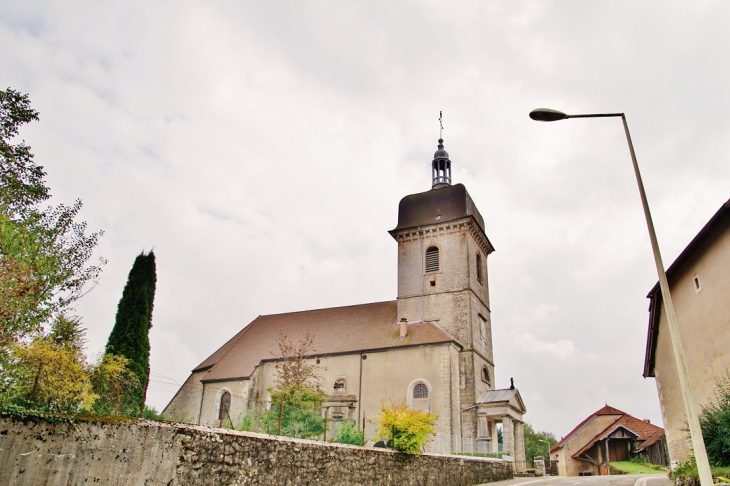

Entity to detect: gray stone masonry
[0,416,513,486]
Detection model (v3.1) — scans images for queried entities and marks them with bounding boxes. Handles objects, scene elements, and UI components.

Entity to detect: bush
[332,420,363,446]
[700,372,730,467]
[375,401,437,455]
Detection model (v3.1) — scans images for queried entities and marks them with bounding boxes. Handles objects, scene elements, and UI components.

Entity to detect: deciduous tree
[0,88,104,352]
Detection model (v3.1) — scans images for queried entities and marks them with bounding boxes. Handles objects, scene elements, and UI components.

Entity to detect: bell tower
[389,137,496,425]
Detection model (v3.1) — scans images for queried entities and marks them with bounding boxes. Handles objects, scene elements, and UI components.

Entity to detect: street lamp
[529,108,713,486]
[538,438,550,460]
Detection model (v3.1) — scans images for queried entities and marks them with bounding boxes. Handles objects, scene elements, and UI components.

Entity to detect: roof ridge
[259,300,396,318]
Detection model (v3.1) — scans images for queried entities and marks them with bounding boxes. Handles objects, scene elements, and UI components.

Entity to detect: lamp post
[538,438,550,460]
[529,108,712,486]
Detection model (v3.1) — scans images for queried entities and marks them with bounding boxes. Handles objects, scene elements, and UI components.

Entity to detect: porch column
[515,421,526,473]
[491,419,499,453]
[502,416,514,456]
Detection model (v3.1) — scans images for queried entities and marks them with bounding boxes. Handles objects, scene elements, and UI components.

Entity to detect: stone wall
[0,416,513,486]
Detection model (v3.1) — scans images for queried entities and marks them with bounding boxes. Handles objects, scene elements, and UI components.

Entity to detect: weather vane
[439,111,444,139]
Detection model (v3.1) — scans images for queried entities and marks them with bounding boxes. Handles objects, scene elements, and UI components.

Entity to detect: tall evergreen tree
[105,251,156,416]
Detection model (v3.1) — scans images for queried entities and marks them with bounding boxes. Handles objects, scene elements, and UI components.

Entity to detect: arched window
[413,383,429,399]
[482,367,491,385]
[476,252,483,284]
[425,246,439,273]
[219,391,231,421]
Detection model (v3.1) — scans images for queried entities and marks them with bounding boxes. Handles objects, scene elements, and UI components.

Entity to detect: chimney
[399,318,408,339]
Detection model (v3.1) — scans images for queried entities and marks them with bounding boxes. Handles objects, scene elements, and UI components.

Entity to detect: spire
[431,138,452,189]
[432,111,452,189]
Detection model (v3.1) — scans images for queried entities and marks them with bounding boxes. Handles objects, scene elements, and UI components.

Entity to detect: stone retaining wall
[0,416,512,486]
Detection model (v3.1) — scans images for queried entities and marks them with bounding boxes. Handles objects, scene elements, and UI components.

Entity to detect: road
[479,474,674,486]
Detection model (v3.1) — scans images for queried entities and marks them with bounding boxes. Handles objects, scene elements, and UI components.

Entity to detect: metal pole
[620,115,713,486]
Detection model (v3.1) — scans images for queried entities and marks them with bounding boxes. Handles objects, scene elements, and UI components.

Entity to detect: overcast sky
[3,1,730,439]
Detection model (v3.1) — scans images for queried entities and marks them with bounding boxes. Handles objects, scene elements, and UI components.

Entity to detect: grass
[609,461,667,475]
[671,461,730,482]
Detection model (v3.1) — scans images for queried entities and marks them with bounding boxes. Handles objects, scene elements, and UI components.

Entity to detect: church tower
[389,137,496,426]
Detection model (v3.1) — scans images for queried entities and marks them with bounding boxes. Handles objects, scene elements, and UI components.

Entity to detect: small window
[482,367,491,385]
[479,314,487,340]
[413,383,429,399]
[476,252,483,284]
[425,246,440,273]
[219,391,231,420]
[693,275,701,292]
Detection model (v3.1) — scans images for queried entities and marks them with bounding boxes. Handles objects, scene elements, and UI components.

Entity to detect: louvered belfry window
[425,246,439,273]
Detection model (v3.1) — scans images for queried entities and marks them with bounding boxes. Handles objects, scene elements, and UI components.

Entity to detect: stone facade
[0,416,513,486]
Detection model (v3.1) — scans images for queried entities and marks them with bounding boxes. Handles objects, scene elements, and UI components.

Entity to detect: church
[164,137,528,465]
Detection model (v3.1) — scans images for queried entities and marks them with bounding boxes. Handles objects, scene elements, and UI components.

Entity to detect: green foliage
[105,251,156,416]
[4,332,95,413]
[375,401,438,455]
[142,406,163,420]
[89,353,139,416]
[700,372,730,467]
[0,314,136,416]
[332,420,363,446]
[261,385,326,439]
[523,422,557,466]
[0,88,104,355]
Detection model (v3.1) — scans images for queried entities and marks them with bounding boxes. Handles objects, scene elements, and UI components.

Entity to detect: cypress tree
[105,250,156,416]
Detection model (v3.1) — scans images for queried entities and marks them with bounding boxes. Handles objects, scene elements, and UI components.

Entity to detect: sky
[2,0,730,440]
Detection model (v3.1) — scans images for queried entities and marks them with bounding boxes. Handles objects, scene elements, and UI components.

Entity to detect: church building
[164,137,527,464]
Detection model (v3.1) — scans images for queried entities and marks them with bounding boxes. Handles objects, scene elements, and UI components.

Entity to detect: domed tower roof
[390,183,486,235]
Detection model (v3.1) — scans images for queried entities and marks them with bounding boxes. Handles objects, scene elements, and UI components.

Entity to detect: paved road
[478,474,674,486]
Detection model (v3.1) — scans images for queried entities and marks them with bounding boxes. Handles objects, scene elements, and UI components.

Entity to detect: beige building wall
[179,342,462,452]
[553,414,622,477]
[651,224,730,464]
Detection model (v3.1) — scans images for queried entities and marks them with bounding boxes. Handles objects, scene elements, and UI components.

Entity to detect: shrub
[375,401,437,455]
[700,372,730,467]
[332,420,363,446]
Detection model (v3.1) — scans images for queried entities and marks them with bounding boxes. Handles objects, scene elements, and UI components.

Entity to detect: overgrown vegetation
[238,332,326,439]
[332,419,364,446]
[700,372,730,467]
[375,401,438,455]
[0,88,142,419]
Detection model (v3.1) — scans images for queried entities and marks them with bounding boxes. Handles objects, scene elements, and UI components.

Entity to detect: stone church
[164,138,527,463]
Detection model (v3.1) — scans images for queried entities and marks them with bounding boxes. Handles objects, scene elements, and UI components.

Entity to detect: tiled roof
[551,405,625,452]
[567,408,665,458]
[193,300,459,383]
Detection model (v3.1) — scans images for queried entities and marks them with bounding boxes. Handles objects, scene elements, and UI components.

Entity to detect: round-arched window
[482,367,491,385]
[413,383,429,399]
[219,391,231,420]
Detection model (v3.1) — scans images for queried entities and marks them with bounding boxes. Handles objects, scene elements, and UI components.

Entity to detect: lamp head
[529,108,569,122]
